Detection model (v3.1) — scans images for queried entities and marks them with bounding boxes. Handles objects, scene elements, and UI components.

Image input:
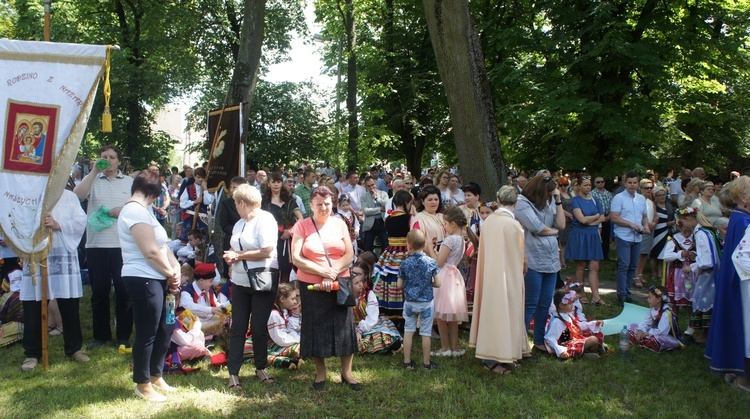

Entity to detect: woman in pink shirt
[291,186,358,390]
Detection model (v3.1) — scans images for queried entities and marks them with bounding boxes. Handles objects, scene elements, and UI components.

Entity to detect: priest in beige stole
[469,186,530,375]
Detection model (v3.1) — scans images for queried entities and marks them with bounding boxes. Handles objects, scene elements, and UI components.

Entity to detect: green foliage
[314,0,453,173]
[0,1,15,38]
[245,79,331,167]
[474,0,750,177]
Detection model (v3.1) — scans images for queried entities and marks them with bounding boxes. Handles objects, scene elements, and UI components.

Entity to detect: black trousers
[600,220,612,259]
[123,277,172,384]
[87,247,132,343]
[23,298,83,358]
[364,218,389,252]
[228,282,276,375]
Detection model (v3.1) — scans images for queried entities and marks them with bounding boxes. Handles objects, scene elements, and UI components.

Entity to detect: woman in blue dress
[564,176,606,305]
[706,176,750,391]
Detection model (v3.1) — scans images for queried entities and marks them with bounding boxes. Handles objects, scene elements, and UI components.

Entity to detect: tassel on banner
[102,45,112,133]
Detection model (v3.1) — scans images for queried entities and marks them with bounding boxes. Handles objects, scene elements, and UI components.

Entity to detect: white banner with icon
[0,39,107,262]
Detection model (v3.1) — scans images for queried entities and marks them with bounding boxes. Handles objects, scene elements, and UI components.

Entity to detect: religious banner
[205,104,243,192]
[0,39,108,262]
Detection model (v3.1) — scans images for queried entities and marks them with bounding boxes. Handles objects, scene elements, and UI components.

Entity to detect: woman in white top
[119,171,181,403]
[222,184,279,389]
[20,190,89,373]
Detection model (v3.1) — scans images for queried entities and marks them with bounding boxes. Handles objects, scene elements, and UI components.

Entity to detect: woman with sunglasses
[514,175,565,353]
[634,179,658,288]
[651,185,676,282]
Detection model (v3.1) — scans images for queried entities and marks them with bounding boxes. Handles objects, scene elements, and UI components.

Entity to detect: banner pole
[41,261,49,370]
[43,0,52,42]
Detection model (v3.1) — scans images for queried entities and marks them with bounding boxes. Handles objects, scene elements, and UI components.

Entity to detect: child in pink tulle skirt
[431,207,475,357]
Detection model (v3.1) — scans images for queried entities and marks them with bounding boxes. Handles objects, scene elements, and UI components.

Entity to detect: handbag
[311,218,356,307]
[238,220,277,293]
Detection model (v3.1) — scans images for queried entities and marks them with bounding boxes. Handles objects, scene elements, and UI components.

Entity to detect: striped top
[85,171,133,248]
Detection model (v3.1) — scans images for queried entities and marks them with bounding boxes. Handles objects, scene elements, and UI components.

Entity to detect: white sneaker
[21,358,37,373]
[684,327,695,336]
[429,349,451,357]
[451,349,466,357]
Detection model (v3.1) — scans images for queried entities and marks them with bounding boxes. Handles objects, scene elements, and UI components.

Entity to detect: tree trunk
[343,0,358,172]
[227,0,266,137]
[421,0,506,195]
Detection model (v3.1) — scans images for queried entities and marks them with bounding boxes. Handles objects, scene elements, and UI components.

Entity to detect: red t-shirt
[291,217,351,284]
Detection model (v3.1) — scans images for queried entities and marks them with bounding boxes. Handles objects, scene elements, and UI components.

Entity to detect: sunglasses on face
[581,176,591,180]
[595,180,604,184]
[643,186,653,190]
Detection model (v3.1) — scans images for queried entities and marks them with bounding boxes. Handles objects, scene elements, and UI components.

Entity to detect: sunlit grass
[1,259,747,418]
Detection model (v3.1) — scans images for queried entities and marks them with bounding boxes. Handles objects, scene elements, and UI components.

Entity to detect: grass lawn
[1,259,748,418]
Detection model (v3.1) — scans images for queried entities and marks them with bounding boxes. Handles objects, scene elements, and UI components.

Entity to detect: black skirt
[299,283,358,358]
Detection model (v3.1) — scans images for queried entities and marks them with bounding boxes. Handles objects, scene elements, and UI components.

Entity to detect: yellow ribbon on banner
[102,45,112,132]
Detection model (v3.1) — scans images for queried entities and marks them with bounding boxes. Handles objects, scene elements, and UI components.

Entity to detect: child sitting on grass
[352,261,402,354]
[265,283,304,369]
[397,230,441,371]
[544,289,605,359]
[628,285,685,352]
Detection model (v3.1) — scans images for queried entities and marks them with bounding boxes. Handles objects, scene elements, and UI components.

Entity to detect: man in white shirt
[73,145,134,349]
[383,179,407,219]
[362,176,389,252]
[340,171,366,224]
[610,171,650,305]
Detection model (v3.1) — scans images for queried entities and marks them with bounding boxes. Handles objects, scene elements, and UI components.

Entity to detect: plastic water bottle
[619,325,631,363]
[166,294,176,325]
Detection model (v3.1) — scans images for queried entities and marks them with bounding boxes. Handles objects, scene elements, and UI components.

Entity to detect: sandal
[403,360,415,371]
[228,375,241,391]
[256,369,274,384]
[578,293,590,305]
[592,298,610,307]
[483,363,511,375]
[634,275,644,289]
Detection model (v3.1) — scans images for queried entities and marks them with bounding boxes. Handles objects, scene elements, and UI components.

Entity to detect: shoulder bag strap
[236,222,250,271]
[311,218,333,268]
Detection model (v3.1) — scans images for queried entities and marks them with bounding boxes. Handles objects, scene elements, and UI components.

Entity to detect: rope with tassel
[102,45,112,132]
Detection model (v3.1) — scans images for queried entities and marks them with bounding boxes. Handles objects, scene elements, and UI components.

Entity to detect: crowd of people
[2,145,750,401]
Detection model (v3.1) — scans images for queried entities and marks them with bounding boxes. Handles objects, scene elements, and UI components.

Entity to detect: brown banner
[206,104,242,191]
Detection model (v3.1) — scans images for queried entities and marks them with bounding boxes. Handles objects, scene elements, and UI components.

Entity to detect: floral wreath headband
[650,286,670,303]
[481,201,498,210]
[561,290,578,305]
[676,207,698,216]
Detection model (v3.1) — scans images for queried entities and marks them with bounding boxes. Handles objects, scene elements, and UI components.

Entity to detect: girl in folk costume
[431,206,474,357]
[178,167,214,244]
[179,263,230,336]
[333,194,360,256]
[352,262,402,354]
[689,210,722,344]
[265,283,304,369]
[663,208,698,311]
[373,190,413,321]
[544,289,606,359]
[457,183,481,304]
[0,260,23,348]
[458,183,482,232]
[628,286,685,352]
[471,201,498,237]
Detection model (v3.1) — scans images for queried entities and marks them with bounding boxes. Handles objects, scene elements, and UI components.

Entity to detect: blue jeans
[524,268,557,345]
[615,238,641,300]
[123,277,171,384]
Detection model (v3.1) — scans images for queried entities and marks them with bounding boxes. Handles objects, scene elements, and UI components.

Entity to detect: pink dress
[434,234,469,322]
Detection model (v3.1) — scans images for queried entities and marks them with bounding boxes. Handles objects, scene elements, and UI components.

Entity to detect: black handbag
[312,219,356,307]
[238,220,277,293]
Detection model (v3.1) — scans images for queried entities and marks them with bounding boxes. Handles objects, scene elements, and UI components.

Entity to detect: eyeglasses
[643,186,653,190]
[595,180,604,184]
[581,176,591,180]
